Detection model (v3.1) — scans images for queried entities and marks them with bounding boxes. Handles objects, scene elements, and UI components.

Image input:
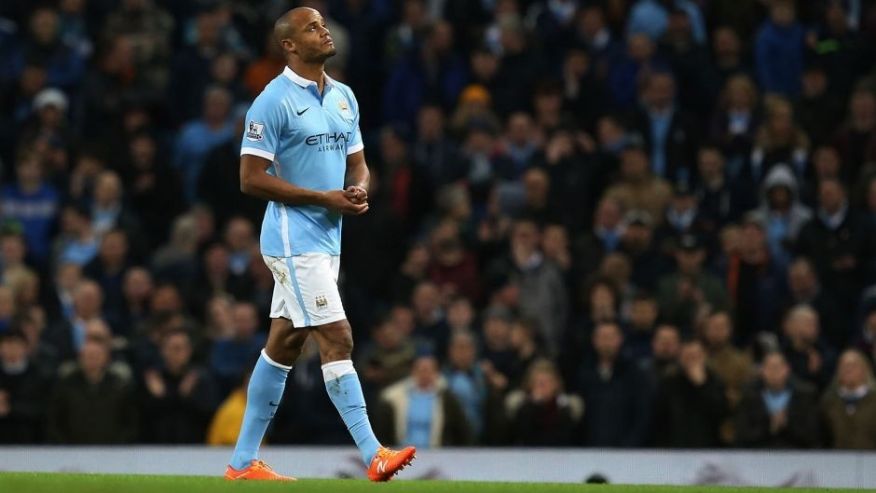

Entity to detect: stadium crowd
[2,0,876,450]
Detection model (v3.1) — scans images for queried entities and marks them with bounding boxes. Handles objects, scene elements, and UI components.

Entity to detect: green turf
[0,473,870,493]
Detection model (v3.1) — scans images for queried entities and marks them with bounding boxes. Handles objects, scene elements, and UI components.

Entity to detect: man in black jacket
[0,330,52,443]
[653,338,729,447]
[734,351,820,448]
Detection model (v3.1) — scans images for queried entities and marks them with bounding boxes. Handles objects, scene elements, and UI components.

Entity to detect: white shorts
[263,254,346,328]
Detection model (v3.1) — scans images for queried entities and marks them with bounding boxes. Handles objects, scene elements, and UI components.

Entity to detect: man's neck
[289,60,327,93]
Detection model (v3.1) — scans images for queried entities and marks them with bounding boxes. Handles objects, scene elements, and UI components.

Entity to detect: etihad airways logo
[305,131,352,152]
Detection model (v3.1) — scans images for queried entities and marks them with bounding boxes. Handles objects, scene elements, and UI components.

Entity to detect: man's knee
[319,320,354,360]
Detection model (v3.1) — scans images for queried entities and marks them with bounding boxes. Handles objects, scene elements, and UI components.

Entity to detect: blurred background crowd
[2,0,876,450]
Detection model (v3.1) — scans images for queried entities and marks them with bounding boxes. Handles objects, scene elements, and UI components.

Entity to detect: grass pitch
[0,473,869,493]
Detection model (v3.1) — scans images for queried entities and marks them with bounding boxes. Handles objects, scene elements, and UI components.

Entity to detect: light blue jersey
[241,66,363,257]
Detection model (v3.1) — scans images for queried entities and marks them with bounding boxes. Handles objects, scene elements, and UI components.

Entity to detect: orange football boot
[367,446,417,482]
[224,460,297,481]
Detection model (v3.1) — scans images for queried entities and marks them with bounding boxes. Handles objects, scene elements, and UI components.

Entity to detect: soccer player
[224,7,416,482]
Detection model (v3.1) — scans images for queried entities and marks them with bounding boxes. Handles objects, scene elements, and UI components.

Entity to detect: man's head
[411,354,439,390]
[783,305,820,346]
[123,267,153,304]
[94,171,123,208]
[73,280,103,319]
[448,331,477,370]
[525,359,562,401]
[788,257,818,298]
[592,322,623,362]
[274,7,336,63]
[641,72,675,111]
[675,234,705,275]
[99,229,129,267]
[652,324,681,361]
[0,331,28,368]
[594,197,623,230]
[702,310,734,348]
[836,350,873,390]
[679,338,706,370]
[511,218,541,254]
[232,302,259,339]
[818,178,847,215]
[161,329,193,375]
[630,294,658,331]
[78,338,110,379]
[761,351,791,391]
[620,145,650,181]
[697,145,725,182]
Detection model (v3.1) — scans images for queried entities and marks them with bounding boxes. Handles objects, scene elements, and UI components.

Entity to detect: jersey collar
[283,66,335,89]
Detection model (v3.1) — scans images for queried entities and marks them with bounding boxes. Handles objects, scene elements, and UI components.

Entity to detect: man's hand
[321,190,369,215]
[144,370,166,398]
[0,390,10,417]
[344,185,368,205]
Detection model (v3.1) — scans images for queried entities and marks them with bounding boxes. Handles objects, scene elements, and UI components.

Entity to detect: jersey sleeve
[346,90,364,156]
[240,93,285,162]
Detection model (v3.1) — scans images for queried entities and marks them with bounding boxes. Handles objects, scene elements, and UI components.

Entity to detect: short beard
[304,46,337,64]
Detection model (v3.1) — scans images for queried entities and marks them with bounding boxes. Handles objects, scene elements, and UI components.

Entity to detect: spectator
[820,349,876,449]
[832,87,876,181]
[173,86,234,203]
[754,0,805,96]
[46,337,138,443]
[575,197,626,276]
[725,217,787,341]
[43,280,104,361]
[507,359,583,446]
[781,305,837,390]
[702,311,754,409]
[629,71,698,182]
[375,354,473,448]
[653,338,729,447]
[84,230,133,334]
[0,330,51,443]
[656,234,729,333]
[443,331,490,439]
[90,171,144,247]
[209,302,265,396]
[639,324,681,387]
[124,132,184,247]
[578,322,650,447]
[797,179,874,331]
[141,329,219,443]
[11,7,86,91]
[53,204,100,267]
[118,266,153,337]
[0,149,59,262]
[383,20,467,126]
[750,97,810,182]
[625,293,660,362]
[489,219,568,357]
[710,75,761,180]
[603,142,672,225]
[781,258,844,350]
[735,351,820,448]
[748,165,812,267]
[103,0,174,91]
[358,316,416,393]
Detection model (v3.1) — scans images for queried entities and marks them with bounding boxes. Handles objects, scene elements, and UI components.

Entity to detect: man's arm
[240,154,367,214]
[344,150,370,203]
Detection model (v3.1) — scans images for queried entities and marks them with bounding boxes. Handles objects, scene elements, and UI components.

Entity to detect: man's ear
[280,38,296,55]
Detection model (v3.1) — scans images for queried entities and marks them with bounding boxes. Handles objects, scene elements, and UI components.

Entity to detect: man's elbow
[239,173,252,195]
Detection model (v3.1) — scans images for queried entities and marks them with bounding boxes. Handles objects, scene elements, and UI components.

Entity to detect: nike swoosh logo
[269,401,280,407]
[296,107,309,116]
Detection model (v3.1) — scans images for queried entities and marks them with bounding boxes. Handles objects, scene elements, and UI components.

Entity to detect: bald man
[226,8,415,481]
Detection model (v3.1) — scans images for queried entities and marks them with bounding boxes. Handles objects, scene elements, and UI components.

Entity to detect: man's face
[162,333,192,372]
[761,353,790,390]
[704,313,732,346]
[592,324,622,360]
[285,9,336,63]
[652,326,680,360]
